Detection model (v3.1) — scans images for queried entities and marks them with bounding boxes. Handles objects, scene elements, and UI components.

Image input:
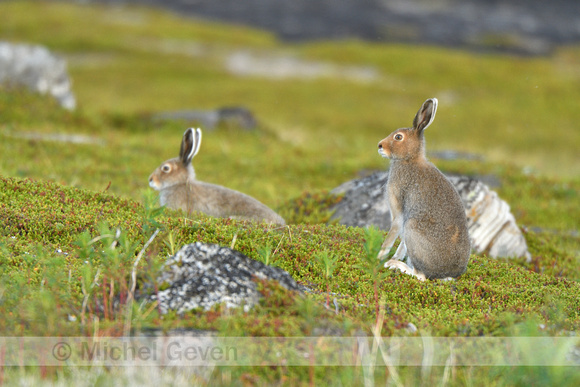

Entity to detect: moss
[1,175,578,341]
[278,190,342,224]
[0,176,143,248]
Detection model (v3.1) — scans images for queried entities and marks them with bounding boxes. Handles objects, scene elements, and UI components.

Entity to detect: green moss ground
[1,175,578,337]
[1,1,579,385]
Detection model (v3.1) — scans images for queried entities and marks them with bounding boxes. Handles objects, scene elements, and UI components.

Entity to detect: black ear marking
[413,98,438,132]
[180,128,195,165]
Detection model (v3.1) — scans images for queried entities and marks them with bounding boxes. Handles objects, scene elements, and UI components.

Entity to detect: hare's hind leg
[385,259,426,281]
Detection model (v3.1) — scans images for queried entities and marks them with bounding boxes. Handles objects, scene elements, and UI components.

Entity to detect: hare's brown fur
[149,128,285,225]
[377,98,470,280]
[158,180,286,224]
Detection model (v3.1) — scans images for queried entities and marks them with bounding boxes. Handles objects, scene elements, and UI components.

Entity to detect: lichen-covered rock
[329,171,391,230]
[0,42,75,109]
[330,171,531,260]
[152,242,303,314]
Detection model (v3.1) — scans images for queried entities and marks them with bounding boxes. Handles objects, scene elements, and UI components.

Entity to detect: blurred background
[0,0,579,232]
[95,0,580,55]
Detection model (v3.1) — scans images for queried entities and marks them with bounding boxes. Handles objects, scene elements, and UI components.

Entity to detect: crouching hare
[149,128,286,225]
[377,98,470,280]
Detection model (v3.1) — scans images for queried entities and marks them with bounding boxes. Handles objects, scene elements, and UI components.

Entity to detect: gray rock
[152,242,302,314]
[330,172,392,231]
[153,106,257,130]
[153,110,220,129]
[0,42,76,109]
[428,150,484,162]
[330,171,531,260]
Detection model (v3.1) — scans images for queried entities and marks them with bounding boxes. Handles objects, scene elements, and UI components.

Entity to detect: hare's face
[378,128,423,161]
[149,157,194,191]
[378,98,436,162]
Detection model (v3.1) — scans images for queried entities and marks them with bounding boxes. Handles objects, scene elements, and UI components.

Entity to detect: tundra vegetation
[0,1,579,385]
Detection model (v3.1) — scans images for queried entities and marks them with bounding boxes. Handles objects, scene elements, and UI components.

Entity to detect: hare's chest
[385,179,407,216]
[386,169,413,199]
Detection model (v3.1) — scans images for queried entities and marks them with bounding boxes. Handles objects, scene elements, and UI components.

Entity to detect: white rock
[0,42,76,109]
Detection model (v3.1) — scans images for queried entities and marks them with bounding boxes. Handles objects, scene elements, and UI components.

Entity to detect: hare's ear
[412,98,438,132]
[192,128,202,157]
[179,128,202,165]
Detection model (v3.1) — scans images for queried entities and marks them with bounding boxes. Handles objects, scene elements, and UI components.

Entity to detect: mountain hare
[377,98,470,280]
[149,128,286,225]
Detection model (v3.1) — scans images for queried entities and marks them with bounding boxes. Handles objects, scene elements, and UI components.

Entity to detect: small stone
[406,322,418,333]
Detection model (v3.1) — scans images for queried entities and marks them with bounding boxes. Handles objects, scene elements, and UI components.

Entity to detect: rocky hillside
[92,0,580,54]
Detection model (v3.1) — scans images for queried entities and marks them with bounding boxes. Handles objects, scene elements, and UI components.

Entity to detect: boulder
[330,171,531,260]
[152,242,302,314]
[0,42,76,109]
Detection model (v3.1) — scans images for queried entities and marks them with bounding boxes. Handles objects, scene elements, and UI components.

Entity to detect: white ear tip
[429,98,438,109]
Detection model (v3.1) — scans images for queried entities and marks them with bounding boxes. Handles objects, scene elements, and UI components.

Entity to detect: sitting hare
[377,98,470,280]
[149,128,286,225]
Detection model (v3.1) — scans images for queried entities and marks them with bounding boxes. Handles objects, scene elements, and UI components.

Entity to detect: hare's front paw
[385,259,426,281]
[377,248,389,260]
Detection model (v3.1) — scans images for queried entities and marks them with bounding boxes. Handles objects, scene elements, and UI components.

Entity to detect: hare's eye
[161,164,171,173]
[394,133,404,141]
